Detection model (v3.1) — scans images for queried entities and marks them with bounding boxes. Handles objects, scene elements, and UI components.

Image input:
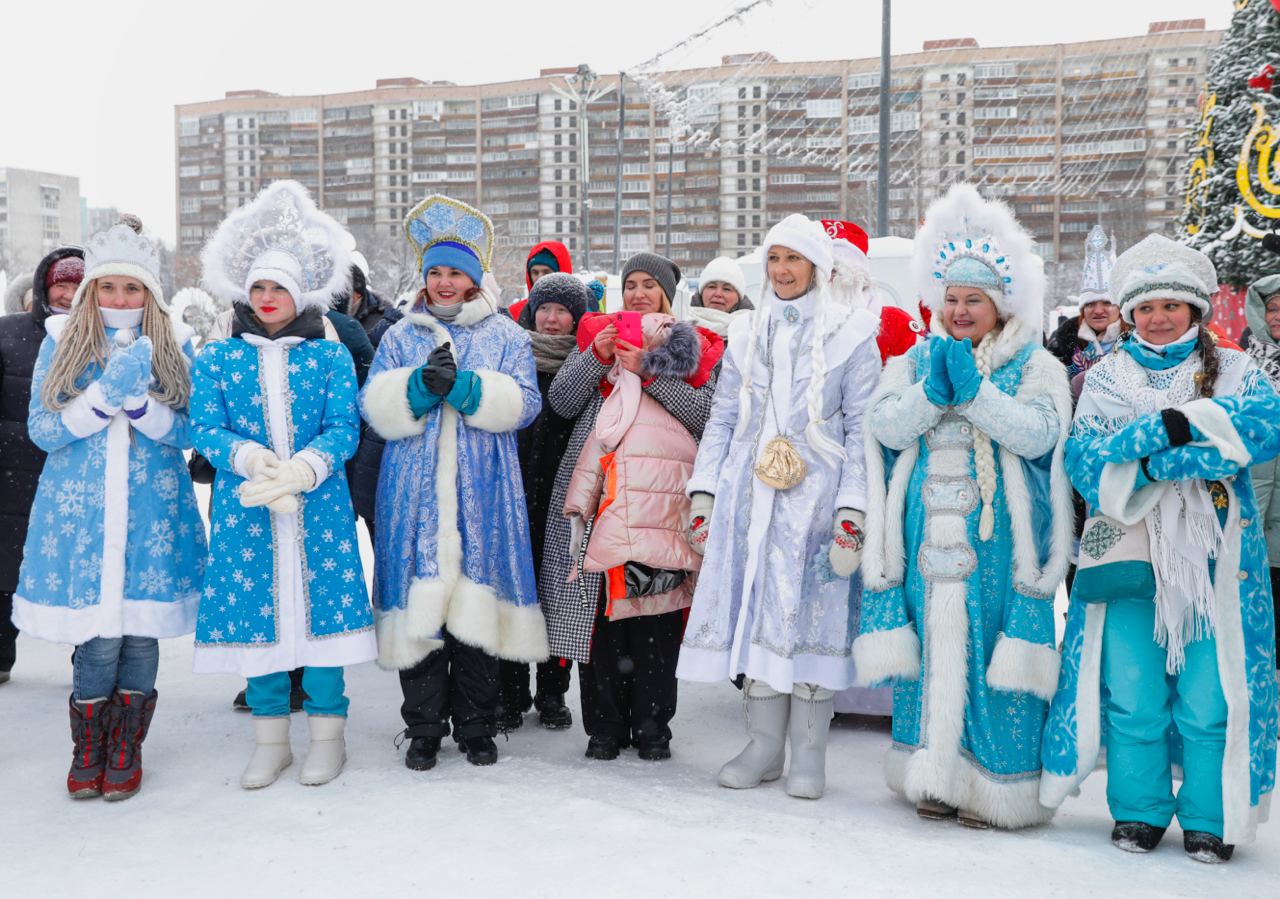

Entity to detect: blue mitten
[122,337,155,405]
[97,352,146,409]
[947,338,983,405]
[1145,446,1241,483]
[923,337,954,406]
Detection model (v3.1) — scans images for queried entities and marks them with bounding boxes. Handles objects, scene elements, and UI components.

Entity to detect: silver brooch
[784,305,800,323]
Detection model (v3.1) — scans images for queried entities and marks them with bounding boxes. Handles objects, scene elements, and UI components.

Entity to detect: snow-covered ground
[5,487,1276,896]
[3,630,1274,896]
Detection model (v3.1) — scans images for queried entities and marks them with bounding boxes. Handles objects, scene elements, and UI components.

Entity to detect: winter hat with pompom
[528,272,589,325]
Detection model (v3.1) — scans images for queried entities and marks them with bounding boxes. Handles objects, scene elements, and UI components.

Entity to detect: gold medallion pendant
[754,434,806,490]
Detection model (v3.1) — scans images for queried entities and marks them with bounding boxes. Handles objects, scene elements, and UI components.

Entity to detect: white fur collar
[403,289,498,330]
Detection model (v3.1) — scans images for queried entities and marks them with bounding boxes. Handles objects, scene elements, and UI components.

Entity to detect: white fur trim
[1212,484,1262,845]
[374,609,444,670]
[12,592,198,644]
[993,346,1075,596]
[884,746,1054,829]
[1098,460,1167,525]
[986,634,1061,702]
[1180,397,1251,467]
[445,577,550,662]
[1039,603,1107,810]
[61,382,114,437]
[125,398,176,442]
[852,626,921,685]
[362,367,428,440]
[292,449,330,489]
[402,289,499,329]
[464,369,525,433]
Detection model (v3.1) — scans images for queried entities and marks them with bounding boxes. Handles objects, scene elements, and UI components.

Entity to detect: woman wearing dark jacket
[497,273,590,731]
[0,245,83,681]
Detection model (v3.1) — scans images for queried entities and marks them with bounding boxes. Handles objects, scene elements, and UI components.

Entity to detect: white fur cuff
[986,634,1061,703]
[852,626,921,686]
[464,369,527,433]
[62,382,114,438]
[126,398,176,442]
[374,610,444,670]
[362,367,428,440]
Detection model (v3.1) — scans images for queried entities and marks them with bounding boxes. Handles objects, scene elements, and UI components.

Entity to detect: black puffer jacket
[355,289,403,349]
[348,291,406,521]
[0,246,81,592]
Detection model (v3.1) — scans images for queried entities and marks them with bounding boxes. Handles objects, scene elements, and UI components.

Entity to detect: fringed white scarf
[1111,350,1221,673]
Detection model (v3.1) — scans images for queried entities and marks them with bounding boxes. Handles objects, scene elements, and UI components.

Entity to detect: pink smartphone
[614,311,643,348]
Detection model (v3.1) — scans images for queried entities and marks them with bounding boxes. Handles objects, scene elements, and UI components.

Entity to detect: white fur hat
[763,214,834,282]
[1111,234,1217,324]
[75,224,167,313]
[912,184,1044,333]
[698,256,748,298]
[201,180,351,314]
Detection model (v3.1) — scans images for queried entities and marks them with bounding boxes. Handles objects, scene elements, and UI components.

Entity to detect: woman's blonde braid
[971,329,1000,541]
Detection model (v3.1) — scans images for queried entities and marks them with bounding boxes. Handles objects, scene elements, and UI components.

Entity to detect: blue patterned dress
[1041,344,1280,845]
[13,317,206,643]
[360,301,548,670]
[190,333,375,676]
[854,322,1074,828]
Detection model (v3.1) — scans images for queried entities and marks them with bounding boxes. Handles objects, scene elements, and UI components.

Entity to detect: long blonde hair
[42,281,191,411]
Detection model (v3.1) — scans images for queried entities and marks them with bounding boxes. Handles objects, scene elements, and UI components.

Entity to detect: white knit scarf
[1110,349,1222,672]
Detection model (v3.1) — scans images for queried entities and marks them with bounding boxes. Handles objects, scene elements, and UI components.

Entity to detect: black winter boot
[495,704,524,732]
[67,695,110,799]
[404,735,442,771]
[534,692,573,730]
[102,689,158,801]
[637,735,672,761]
[1111,821,1166,853]
[585,735,623,760]
[460,735,498,766]
[1184,830,1234,863]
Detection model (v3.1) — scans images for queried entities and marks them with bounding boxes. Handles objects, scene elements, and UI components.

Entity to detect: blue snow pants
[1102,596,1227,838]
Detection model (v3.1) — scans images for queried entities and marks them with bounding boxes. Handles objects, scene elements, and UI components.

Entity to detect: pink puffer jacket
[563,390,700,619]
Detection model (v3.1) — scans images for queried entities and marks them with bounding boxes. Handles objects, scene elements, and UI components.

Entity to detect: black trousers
[498,657,572,710]
[0,590,16,671]
[399,630,498,741]
[1271,567,1280,656]
[578,605,683,743]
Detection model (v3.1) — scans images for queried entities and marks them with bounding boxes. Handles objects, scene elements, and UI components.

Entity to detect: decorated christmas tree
[1181,0,1280,288]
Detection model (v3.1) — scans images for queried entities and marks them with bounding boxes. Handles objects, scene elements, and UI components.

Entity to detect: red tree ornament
[1249,62,1276,93]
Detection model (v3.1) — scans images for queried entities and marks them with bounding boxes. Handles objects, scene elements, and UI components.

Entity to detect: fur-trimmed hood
[1245,272,1280,348]
[4,272,33,317]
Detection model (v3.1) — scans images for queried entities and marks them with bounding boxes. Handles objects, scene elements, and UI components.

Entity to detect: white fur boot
[299,715,347,786]
[718,679,789,789]
[241,716,292,789]
[785,684,834,799]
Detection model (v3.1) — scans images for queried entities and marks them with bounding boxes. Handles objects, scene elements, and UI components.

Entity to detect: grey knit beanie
[527,272,589,324]
[621,252,681,305]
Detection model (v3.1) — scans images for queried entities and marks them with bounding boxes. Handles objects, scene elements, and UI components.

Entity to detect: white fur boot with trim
[299,715,347,786]
[241,716,292,789]
[785,684,835,799]
[718,679,789,789]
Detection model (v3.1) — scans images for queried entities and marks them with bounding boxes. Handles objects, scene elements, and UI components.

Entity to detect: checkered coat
[537,347,716,663]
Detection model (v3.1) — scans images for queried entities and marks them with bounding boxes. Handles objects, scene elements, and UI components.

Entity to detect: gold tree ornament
[1228,102,1280,238]
[1184,91,1217,236]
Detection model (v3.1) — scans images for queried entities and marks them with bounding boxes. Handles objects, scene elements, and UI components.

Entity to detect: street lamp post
[877,0,891,236]
[553,64,613,272]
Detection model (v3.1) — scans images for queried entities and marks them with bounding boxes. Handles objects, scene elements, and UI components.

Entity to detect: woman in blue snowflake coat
[191,181,376,790]
[1040,235,1280,864]
[14,221,206,801]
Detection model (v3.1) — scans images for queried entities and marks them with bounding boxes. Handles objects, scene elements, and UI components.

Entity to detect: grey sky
[0,0,1229,246]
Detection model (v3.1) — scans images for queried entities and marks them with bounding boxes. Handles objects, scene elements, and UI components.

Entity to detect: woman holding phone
[539,253,723,762]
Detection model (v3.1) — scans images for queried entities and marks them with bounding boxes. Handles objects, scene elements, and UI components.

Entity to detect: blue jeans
[72,636,159,700]
[1102,597,1227,837]
[247,666,349,718]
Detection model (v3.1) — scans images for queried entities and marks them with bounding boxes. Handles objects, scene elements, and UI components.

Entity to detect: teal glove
[445,370,483,415]
[946,338,982,405]
[406,366,443,418]
[923,337,954,406]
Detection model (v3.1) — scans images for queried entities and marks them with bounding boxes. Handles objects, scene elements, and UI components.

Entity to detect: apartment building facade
[174,20,1218,296]
[0,168,82,275]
